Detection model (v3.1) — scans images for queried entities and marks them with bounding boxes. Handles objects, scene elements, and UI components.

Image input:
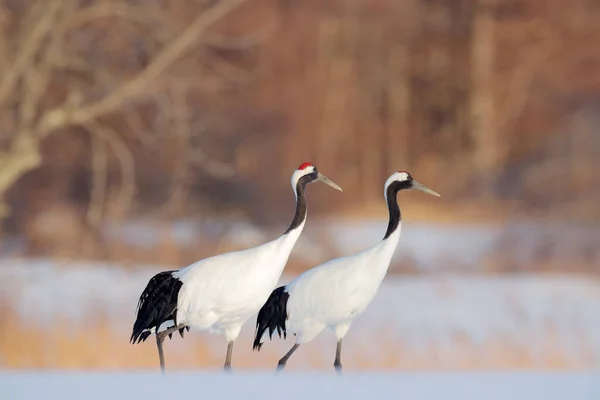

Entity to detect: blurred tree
[0,0,599,265]
[0,0,277,256]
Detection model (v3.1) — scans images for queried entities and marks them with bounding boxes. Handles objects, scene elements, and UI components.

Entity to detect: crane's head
[291,162,343,195]
[385,171,440,198]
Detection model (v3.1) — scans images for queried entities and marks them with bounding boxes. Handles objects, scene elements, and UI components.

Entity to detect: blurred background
[0,0,599,372]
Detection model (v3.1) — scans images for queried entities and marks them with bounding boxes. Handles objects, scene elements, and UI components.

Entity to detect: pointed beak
[411,180,440,197]
[317,172,343,192]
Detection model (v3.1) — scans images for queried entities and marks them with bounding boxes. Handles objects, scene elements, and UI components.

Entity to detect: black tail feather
[168,325,189,340]
[130,271,183,344]
[253,286,289,351]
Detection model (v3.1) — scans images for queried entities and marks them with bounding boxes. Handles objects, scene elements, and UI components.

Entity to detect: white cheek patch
[291,167,314,187]
[396,172,410,182]
[291,167,315,198]
[291,170,302,188]
[383,171,411,197]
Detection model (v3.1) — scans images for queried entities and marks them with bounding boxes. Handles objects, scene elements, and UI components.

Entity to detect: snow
[1,258,599,369]
[99,218,600,271]
[1,371,599,400]
[323,219,600,271]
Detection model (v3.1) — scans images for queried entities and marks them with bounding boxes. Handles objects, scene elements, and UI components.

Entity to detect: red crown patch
[298,162,314,170]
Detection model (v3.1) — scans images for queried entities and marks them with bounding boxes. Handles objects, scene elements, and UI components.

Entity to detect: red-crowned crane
[130,162,342,373]
[253,171,439,373]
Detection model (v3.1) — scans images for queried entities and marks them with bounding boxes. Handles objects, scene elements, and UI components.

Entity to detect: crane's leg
[155,324,187,375]
[334,339,343,375]
[223,341,234,372]
[156,334,166,374]
[276,343,300,373]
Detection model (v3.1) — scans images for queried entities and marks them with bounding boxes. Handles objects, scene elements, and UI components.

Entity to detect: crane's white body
[253,171,438,372]
[174,221,305,342]
[283,224,401,344]
[132,163,343,372]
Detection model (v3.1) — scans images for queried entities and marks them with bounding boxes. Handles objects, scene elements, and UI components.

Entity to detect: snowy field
[2,219,598,397]
[2,371,600,400]
[100,218,600,271]
[1,258,599,371]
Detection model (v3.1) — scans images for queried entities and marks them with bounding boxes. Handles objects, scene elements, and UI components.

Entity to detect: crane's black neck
[383,180,411,240]
[284,174,314,235]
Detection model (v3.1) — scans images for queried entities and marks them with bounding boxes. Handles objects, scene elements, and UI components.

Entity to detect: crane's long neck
[361,183,403,283]
[383,183,403,240]
[284,175,311,235]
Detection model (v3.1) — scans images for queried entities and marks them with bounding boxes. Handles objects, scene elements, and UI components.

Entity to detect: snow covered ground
[2,371,600,400]
[101,218,600,271]
[1,258,599,370]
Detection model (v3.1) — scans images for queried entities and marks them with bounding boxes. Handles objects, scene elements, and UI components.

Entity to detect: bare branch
[36,0,250,137]
[208,53,254,87]
[151,92,174,138]
[122,105,159,147]
[0,1,63,107]
[0,135,42,216]
[0,5,11,74]
[18,45,53,133]
[155,86,191,216]
[84,121,136,219]
[87,132,108,228]
[49,55,91,72]
[204,19,278,50]
[63,2,160,30]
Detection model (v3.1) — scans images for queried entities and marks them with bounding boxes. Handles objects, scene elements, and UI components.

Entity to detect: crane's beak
[411,180,440,197]
[317,172,343,192]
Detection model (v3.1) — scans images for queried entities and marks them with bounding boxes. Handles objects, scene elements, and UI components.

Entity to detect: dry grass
[0,304,595,371]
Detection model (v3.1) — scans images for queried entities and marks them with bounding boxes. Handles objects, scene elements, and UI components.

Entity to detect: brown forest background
[0,0,599,271]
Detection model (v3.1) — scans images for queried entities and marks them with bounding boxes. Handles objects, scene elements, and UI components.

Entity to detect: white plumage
[131,162,342,372]
[253,171,440,373]
[173,226,303,343]
[284,229,399,344]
